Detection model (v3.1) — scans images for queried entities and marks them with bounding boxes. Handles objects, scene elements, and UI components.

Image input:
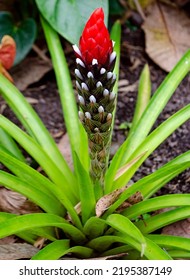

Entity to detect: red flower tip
[78,7,113,66]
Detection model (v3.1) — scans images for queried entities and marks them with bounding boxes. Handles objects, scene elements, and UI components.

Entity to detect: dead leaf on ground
[118,81,138,94]
[0,187,40,214]
[0,236,17,245]
[162,218,190,238]
[142,2,190,72]
[0,243,39,260]
[84,253,128,260]
[10,56,52,91]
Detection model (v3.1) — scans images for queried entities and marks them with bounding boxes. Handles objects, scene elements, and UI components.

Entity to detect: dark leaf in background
[35,0,108,44]
[109,0,124,15]
[0,11,37,65]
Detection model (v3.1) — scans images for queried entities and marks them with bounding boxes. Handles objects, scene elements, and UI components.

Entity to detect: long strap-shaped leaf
[0,146,83,228]
[0,115,77,201]
[135,206,190,234]
[103,161,190,217]
[32,240,93,260]
[105,50,190,192]
[0,171,64,215]
[88,233,172,260]
[0,74,73,183]
[0,128,25,161]
[106,214,146,256]
[123,194,190,219]
[0,212,57,242]
[113,103,190,190]
[83,217,106,239]
[41,17,89,171]
[147,234,190,252]
[0,213,86,244]
[0,145,61,199]
[31,240,70,260]
[0,116,84,228]
[74,153,96,224]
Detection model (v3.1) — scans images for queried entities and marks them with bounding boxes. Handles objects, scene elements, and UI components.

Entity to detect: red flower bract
[79,7,112,66]
[0,35,16,70]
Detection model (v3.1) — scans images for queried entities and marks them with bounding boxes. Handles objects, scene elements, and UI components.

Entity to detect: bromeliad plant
[0,7,190,260]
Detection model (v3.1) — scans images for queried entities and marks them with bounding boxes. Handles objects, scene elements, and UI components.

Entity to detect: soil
[2,26,190,196]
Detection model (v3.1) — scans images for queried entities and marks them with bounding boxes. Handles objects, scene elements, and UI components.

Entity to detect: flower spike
[74,8,117,186]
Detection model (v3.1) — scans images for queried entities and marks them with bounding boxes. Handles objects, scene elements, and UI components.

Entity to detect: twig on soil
[133,0,146,21]
[32,44,52,65]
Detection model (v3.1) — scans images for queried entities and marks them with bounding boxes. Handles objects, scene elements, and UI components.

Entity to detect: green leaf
[0,145,83,229]
[88,233,172,259]
[31,240,70,260]
[0,145,59,199]
[0,75,76,193]
[35,0,108,44]
[74,153,96,224]
[123,194,190,219]
[41,18,89,171]
[109,0,124,15]
[106,214,146,256]
[113,103,190,189]
[106,50,190,189]
[0,12,37,65]
[167,250,190,259]
[141,150,190,199]
[32,241,93,260]
[0,114,78,204]
[103,161,190,218]
[83,217,106,239]
[0,170,64,215]
[0,213,86,244]
[0,128,25,161]
[87,235,121,252]
[129,64,151,134]
[147,234,190,252]
[135,206,190,234]
[106,20,121,163]
[0,212,57,242]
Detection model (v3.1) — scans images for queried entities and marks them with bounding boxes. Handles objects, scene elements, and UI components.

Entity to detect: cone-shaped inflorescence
[73,8,116,187]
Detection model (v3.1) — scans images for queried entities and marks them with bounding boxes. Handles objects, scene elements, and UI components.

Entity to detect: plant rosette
[0,5,190,260]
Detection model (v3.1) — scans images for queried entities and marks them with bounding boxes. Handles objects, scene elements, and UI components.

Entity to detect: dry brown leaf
[25,97,39,104]
[116,191,143,212]
[118,82,138,94]
[162,218,190,238]
[96,183,143,217]
[11,57,52,91]
[0,187,40,214]
[0,243,39,260]
[96,187,126,217]
[0,236,17,245]
[57,133,73,169]
[142,2,190,72]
